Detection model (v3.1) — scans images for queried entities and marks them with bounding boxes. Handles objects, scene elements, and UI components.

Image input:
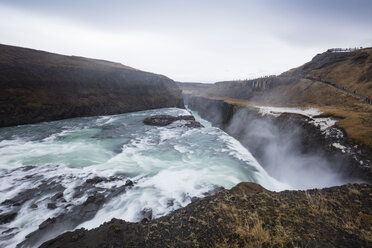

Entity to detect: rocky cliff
[185,95,372,186]
[41,182,372,248]
[0,44,184,127]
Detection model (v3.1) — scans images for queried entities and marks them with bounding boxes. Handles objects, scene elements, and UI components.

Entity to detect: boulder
[143,115,204,128]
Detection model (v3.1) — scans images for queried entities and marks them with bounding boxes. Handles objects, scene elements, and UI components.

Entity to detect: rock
[72,190,84,199]
[184,121,204,128]
[140,208,152,223]
[86,177,105,184]
[143,115,203,128]
[0,212,17,224]
[39,218,56,230]
[30,204,38,209]
[51,192,64,201]
[1,181,65,207]
[229,182,266,195]
[18,176,133,248]
[47,203,57,210]
[2,227,18,234]
[143,115,181,126]
[125,180,134,187]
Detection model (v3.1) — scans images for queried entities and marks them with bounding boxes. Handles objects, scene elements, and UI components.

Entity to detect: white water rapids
[0,108,289,247]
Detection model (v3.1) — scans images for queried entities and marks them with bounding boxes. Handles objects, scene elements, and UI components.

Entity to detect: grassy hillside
[178,48,372,152]
[0,44,184,127]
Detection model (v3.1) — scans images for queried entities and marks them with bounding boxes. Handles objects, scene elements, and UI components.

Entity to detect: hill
[0,44,184,127]
[178,48,372,152]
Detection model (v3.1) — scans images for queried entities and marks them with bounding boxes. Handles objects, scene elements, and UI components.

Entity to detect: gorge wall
[0,44,184,127]
[185,95,372,187]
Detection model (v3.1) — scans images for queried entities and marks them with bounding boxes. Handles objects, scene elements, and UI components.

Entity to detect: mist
[226,108,358,190]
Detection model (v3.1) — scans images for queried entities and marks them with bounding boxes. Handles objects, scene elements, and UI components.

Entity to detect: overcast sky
[1,0,371,83]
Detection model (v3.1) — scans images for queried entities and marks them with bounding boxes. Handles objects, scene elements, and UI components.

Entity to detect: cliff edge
[41,183,372,248]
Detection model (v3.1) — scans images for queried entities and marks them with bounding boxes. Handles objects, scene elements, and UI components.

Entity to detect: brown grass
[214,202,292,248]
[317,105,372,151]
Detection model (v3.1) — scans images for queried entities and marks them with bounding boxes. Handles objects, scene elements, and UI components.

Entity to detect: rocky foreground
[41,183,372,248]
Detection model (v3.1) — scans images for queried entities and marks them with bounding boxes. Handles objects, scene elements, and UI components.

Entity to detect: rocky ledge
[143,115,203,128]
[41,183,372,248]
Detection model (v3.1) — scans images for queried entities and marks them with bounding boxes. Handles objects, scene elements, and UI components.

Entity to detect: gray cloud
[0,0,371,82]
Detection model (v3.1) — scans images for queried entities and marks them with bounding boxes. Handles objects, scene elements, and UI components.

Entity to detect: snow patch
[332,143,346,153]
[257,106,321,117]
[255,106,340,135]
[309,118,337,131]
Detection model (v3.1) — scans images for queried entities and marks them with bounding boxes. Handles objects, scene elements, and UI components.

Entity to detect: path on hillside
[304,77,371,104]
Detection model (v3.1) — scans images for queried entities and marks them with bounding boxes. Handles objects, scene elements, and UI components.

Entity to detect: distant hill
[178,48,372,152]
[178,48,372,104]
[0,44,184,127]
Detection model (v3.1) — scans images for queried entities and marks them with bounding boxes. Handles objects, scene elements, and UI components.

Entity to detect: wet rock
[86,177,105,184]
[184,121,204,128]
[125,179,134,187]
[166,199,174,207]
[204,186,225,196]
[2,227,18,234]
[22,166,36,171]
[140,208,152,223]
[39,218,56,230]
[72,189,84,199]
[143,115,203,128]
[47,203,57,210]
[1,181,65,207]
[51,192,64,201]
[18,177,133,248]
[30,204,38,209]
[0,212,17,224]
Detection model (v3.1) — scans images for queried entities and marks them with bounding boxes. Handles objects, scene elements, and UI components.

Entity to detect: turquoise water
[0,108,287,247]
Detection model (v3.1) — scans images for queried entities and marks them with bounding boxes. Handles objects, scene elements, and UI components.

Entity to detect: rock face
[143,115,203,128]
[40,183,372,248]
[0,44,184,127]
[185,95,372,185]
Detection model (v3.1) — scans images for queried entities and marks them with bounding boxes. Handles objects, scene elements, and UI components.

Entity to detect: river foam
[0,108,288,247]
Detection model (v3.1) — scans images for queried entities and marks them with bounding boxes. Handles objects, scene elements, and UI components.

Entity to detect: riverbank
[41,182,372,248]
